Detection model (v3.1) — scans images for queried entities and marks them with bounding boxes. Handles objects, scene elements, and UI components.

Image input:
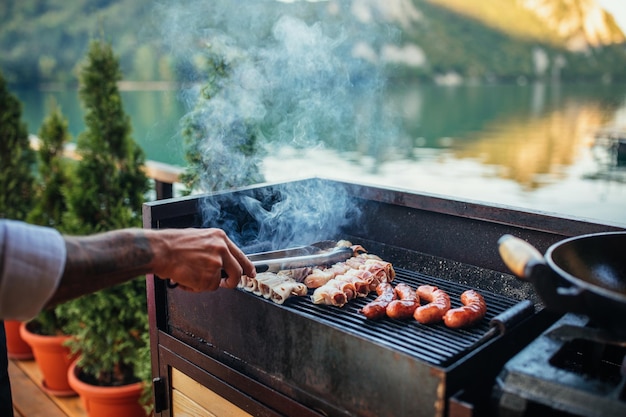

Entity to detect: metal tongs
[166,240,353,288]
[249,241,353,273]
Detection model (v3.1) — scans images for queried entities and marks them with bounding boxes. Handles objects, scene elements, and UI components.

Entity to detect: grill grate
[242,267,524,367]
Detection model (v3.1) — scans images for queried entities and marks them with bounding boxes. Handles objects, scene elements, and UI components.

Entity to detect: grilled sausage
[360,282,397,320]
[413,285,450,324]
[443,290,486,328]
[386,283,420,319]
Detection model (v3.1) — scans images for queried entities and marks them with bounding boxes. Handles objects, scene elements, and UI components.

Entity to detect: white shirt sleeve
[0,220,66,321]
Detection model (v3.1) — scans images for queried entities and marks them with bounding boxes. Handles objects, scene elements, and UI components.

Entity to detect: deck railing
[29,135,184,200]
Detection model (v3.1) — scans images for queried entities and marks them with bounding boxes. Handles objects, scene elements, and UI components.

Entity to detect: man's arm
[46,227,256,308]
[0,220,255,320]
[46,229,154,307]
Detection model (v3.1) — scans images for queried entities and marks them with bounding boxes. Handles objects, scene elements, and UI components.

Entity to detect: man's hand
[148,228,256,292]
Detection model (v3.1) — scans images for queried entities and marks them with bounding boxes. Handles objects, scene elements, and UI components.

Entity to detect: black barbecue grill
[143,178,624,417]
[280,268,529,367]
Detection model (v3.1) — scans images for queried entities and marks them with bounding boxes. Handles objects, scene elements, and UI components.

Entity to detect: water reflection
[453,100,602,190]
[15,88,188,165]
[120,90,187,164]
[264,82,626,225]
[394,83,626,191]
[587,131,626,183]
[13,83,626,225]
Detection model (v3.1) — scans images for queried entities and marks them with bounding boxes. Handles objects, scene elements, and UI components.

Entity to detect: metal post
[155,180,173,200]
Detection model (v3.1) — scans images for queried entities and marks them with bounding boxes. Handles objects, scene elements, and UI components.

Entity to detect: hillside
[0,0,624,87]
[427,0,625,49]
[395,0,626,82]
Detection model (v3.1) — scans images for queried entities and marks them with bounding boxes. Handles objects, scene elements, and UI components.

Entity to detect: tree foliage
[64,39,148,234]
[180,47,264,194]
[27,98,71,228]
[25,98,74,336]
[0,71,35,220]
[60,39,151,395]
[1,0,625,87]
[0,0,163,86]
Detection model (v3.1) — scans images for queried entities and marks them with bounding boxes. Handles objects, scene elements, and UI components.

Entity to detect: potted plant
[0,70,36,361]
[19,314,76,396]
[4,321,33,360]
[60,39,151,417]
[19,98,78,396]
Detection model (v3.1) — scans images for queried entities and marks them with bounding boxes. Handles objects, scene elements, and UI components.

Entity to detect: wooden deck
[8,358,86,417]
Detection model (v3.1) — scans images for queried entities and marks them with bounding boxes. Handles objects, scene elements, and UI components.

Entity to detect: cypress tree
[27,98,71,229]
[180,47,263,194]
[60,39,151,391]
[64,39,148,234]
[26,98,73,336]
[0,71,35,220]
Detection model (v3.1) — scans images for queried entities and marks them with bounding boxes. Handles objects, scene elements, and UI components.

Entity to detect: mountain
[356,0,626,83]
[519,0,625,49]
[424,0,625,51]
[0,0,624,87]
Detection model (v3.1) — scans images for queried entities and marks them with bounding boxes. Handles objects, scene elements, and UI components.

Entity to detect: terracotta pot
[19,322,76,396]
[67,360,146,417]
[4,320,33,360]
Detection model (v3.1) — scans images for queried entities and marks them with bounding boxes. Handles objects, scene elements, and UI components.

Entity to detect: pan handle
[497,234,545,279]
[498,235,593,316]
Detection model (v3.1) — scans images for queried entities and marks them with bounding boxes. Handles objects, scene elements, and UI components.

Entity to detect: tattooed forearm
[45,229,155,307]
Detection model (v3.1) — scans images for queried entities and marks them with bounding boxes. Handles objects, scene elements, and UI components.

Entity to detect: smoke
[155,0,401,247]
[243,180,362,248]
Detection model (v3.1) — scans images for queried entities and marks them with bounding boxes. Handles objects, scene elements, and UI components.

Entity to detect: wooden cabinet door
[171,368,252,417]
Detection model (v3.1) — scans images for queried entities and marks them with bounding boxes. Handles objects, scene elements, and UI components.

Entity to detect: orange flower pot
[19,322,76,396]
[4,320,33,360]
[67,360,147,417]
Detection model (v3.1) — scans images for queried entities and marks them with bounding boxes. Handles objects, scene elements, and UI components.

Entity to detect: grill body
[143,179,623,417]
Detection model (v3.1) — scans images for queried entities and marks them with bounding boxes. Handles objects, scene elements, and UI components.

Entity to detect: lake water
[13,82,626,227]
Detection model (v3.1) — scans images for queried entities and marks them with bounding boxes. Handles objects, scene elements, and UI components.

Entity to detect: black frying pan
[498,232,626,337]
